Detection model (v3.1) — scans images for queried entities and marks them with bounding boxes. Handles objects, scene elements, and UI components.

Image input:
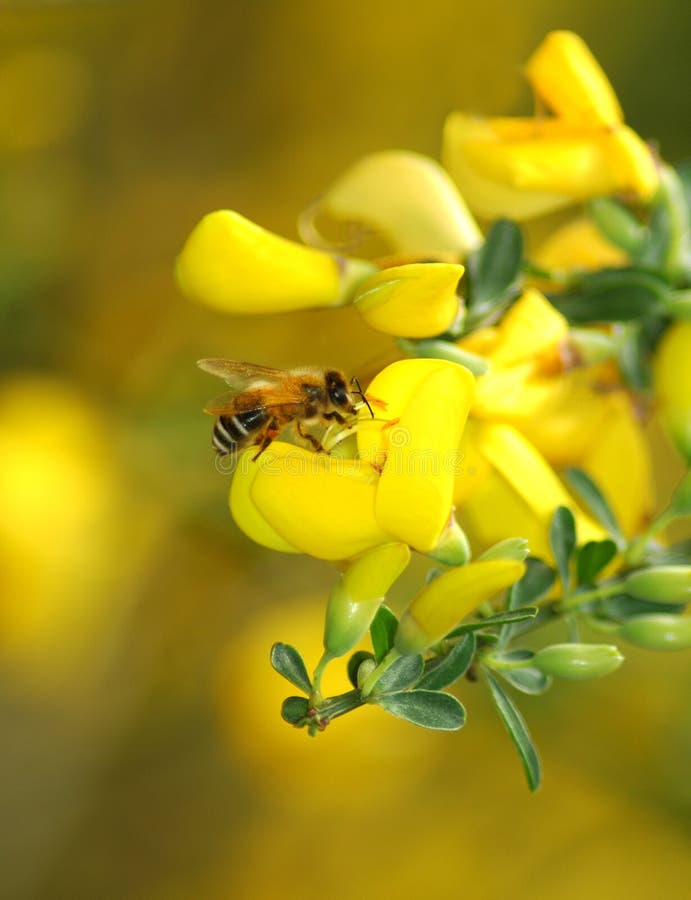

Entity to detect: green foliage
[484,670,541,792]
[376,691,466,731]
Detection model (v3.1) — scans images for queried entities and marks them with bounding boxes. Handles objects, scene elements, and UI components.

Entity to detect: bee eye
[330,386,349,407]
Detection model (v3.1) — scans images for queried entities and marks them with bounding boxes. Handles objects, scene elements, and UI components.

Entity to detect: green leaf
[469,219,523,308]
[484,669,542,792]
[498,667,552,696]
[600,593,683,621]
[550,506,577,590]
[281,696,309,725]
[377,690,466,731]
[418,634,476,691]
[270,643,312,694]
[576,539,618,585]
[617,322,650,390]
[370,605,398,664]
[564,468,623,543]
[507,558,556,608]
[347,651,375,689]
[372,653,424,694]
[446,606,538,639]
[553,269,668,323]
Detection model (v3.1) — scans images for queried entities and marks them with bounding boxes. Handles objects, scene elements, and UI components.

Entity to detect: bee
[198,359,374,461]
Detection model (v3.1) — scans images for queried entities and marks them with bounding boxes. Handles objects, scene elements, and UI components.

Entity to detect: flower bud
[323,542,410,657]
[394,559,525,655]
[620,615,691,651]
[623,566,691,604]
[426,516,471,566]
[176,209,375,314]
[318,150,483,258]
[354,263,464,338]
[653,321,691,462]
[533,643,624,679]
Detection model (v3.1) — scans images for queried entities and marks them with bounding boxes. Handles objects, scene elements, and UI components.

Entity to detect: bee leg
[251,418,280,462]
[323,411,348,425]
[295,421,326,454]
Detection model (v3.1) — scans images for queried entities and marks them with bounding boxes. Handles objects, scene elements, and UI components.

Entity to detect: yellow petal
[443,113,658,220]
[229,449,300,554]
[354,262,464,338]
[457,423,604,558]
[395,559,525,654]
[443,113,571,220]
[177,209,351,314]
[475,287,568,367]
[654,321,691,461]
[532,216,629,272]
[371,362,475,551]
[524,31,623,126]
[319,150,483,258]
[233,443,389,560]
[580,394,654,536]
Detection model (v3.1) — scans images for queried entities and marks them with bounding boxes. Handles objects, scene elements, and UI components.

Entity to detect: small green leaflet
[576,540,618,585]
[498,667,552,696]
[467,219,523,321]
[376,690,466,731]
[281,696,309,724]
[417,634,476,691]
[564,468,624,544]
[347,651,375,689]
[370,605,398,664]
[270,643,312,695]
[549,506,576,591]
[485,669,542,792]
[372,654,424,695]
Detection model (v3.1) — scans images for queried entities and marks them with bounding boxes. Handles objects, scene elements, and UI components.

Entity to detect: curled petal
[359,359,475,552]
[317,150,482,258]
[354,262,464,338]
[231,444,388,561]
[176,209,374,314]
[443,114,658,220]
[524,31,623,126]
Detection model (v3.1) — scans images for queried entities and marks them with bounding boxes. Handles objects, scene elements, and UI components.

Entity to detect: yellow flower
[456,289,654,536]
[442,32,658,221]
[653,320,691,462]
[353,262,464,337]
[455,421,605,560]
[443,114,658,221]
[523,30,623,126]
[230,359,475,559]
[395,559,526,655]
[176,209,376,314]
[312,150,483,259]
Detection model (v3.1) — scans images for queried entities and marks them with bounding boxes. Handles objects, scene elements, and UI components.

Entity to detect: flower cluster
[178,32,691,789]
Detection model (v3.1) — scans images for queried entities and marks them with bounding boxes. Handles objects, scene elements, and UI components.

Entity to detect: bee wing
[197,358,287,390]
[203,391,310,416]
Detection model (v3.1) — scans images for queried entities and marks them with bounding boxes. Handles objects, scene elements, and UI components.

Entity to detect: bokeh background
[1,1,690,898]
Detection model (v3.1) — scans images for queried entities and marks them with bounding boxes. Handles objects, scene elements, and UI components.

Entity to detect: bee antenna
[351,376,375,419]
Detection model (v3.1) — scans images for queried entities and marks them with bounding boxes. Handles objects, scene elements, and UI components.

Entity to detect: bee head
[325,370,354,411]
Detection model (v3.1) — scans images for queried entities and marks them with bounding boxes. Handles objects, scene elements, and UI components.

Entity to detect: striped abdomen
[212,408,269,456]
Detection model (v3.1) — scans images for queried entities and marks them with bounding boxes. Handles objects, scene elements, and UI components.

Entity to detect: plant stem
[559,581,621,611]
[359,647,402,699]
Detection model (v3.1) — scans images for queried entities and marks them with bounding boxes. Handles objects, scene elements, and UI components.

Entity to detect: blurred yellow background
[1,2,690,898]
